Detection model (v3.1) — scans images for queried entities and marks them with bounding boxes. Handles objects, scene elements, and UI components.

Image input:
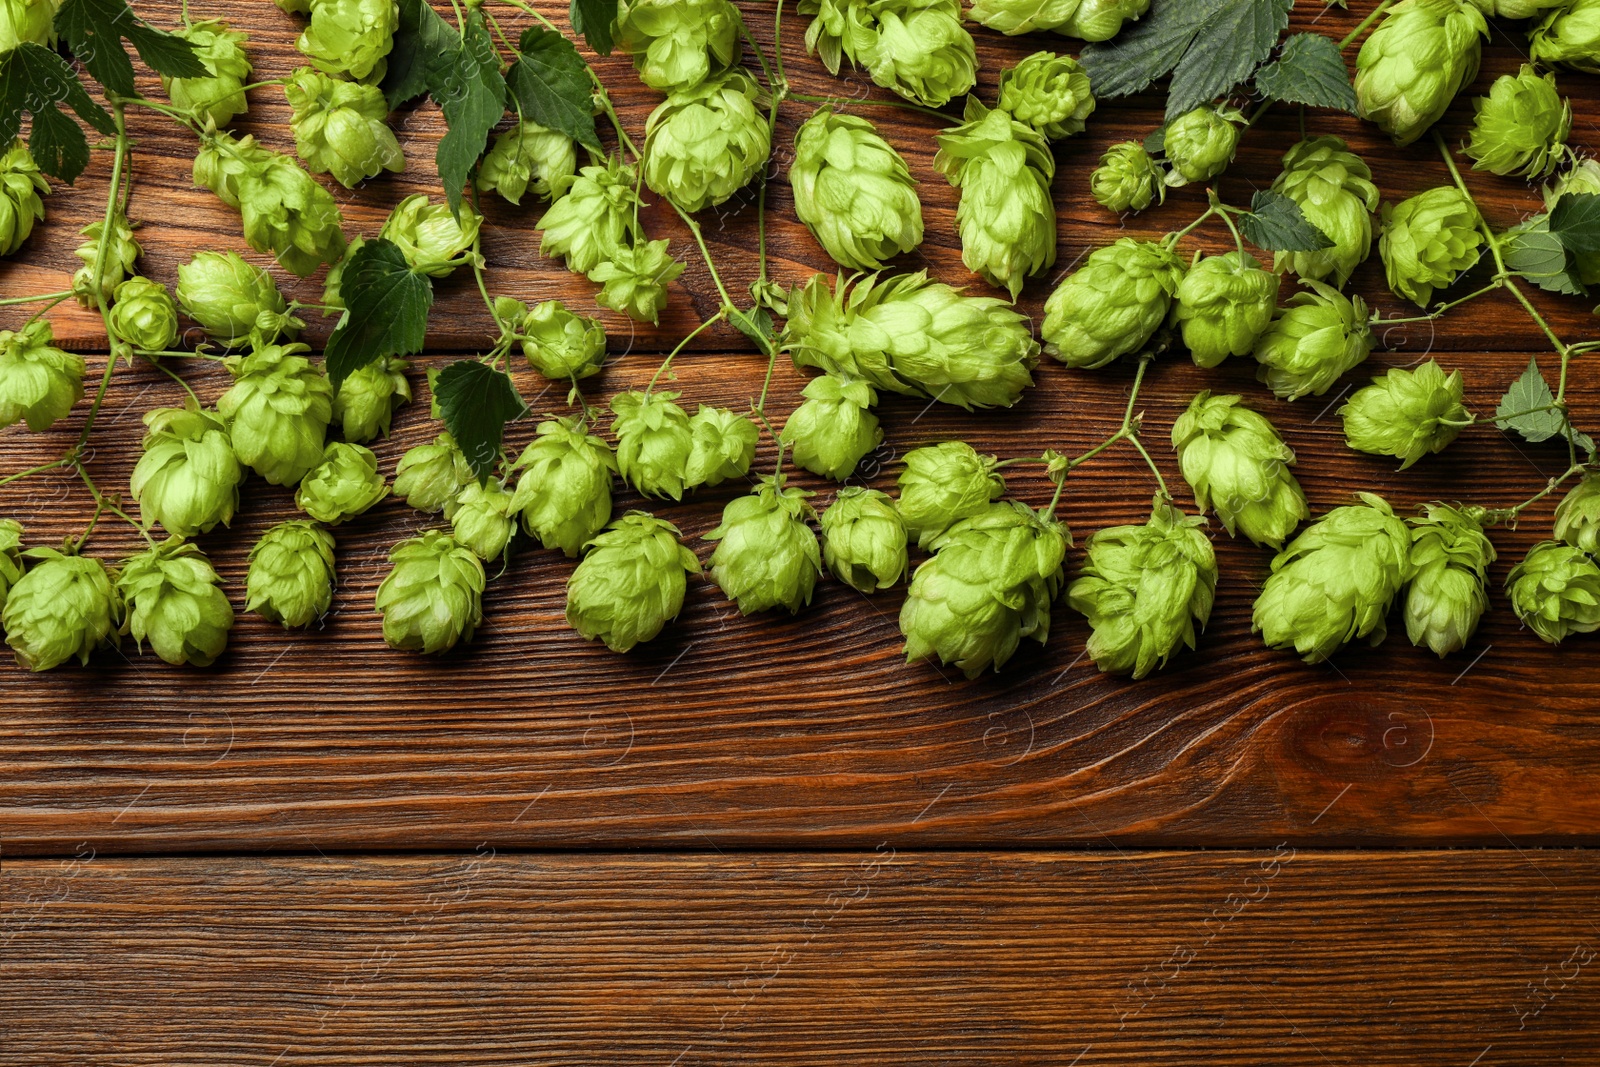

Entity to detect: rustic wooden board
[3,2,1600,857]
[5,850,1600,1065]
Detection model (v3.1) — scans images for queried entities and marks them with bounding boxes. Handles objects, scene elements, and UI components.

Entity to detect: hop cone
[706,475,823,615]
[1466,65,1571,178]
[375,530,486,654]
[1271,136,1381,287]
[1163,105,1243,186]
[901,501,1069,678]
[861,0,977,109]
[1340,360,1468,468]
[393,432,473,514]
[820,487,908,593]
[1042,238,1185,369]
[332,355,410,442]
[478,121,576,205]
[1379,186,1483,307]
[1468,0,1563,15]
[0,139,48,256]
[296,442,387,525]
[1091,141,1164,214]
[194,131,347,277]
[1405,503,1494,656]
[110,276,179,353]
[612,390,695,500]
[589,239,685,325]
[1554,474,1600,554]
[1171,391,1309,550]
[217,342,334,486]
[2,549,119,671]
[286,66,404,188]
[0,0,55,50]
[997,51,1095,141]
[684,405,759,488]
[566,512,701,652]
[934,98,1057,299]
[897,441,1004,547]
[1530,0,1600,72]
[781,374,882,481]
[967,0,1147,40]
[449,478,519,561]
[245,520,336,627]
[1067,501,1217,679]
[380,194,480,278]
[1172,251,1280,369]
[800,0,877,75]
[1252,280,1372,401]
[176,250,295,346]
[536,157,644,275]
[72,211,140,307]
[511,417,616,558]
[644,69,770,213]
[164,20,251,128]
[1355,0,1487,146]
[129,406,243,538]
[0,519,22,612]
[1252,492,1414,663]
[297,0,397,82]
[0,319,84,433]
[118,540,234,667]
[615,0,743,90]
[1507,540,1600,643]
[790,106,923,270]
[511,299,607,381]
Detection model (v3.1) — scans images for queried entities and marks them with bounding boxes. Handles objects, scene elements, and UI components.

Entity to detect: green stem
[468,237,499,323]
[75,102,130,455]
[1339,0,1395,49]
[1127,433,1171,500]
[1485,463,1586,524]
[787,91,949,122]
[1042,476,1067,521]
[1370,279,1503,325]
[148,357,201,407]
[72,462,153,549]
[1215,198,1246,257]
[645,308,727,395]
[0,458,69,488]
[135,348,225,361]
[0,289,74,308]
[1163,205,1216,249]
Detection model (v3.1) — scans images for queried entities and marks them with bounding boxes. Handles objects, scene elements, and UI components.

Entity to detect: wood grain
[5,850,1600,1065]
[3,3,1600,857]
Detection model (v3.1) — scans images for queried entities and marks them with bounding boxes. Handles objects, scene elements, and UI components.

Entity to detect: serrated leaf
[435,360,528,480]
[0,43,112,183]
[505,27,602,152]
[570,0,618,54]
[433,13,507,219]
[323,239,433,389]
[1254,32,1357,113]
[1143,124,1166,155]
[1239,189,1334,253]
[382,0,460,109]
[55,0,208,99]
[1496,358,1566,444]
[1079,4,1215,99]
[1549,192,1600,255]
[731,306,775,349]
[1504,214,1586,296]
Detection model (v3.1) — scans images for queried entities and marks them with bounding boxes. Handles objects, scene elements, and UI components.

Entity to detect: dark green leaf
[730,306,775,349]
[323,239,434,389]
[1238,189,1334,253]
[506,27,602,151]
[1504,214,1585,297]
[1495,358,1567,444]
[433,12,507,219]
[1142,124,1166,155]
[382,0,460,109]
[1549,192,1600,255]
[0,43,113,183]
[570,0,618,55]
[55,0,208,99]
[1254,32,1357,113]
[435,360,528,480]
[1079,3,1215,99]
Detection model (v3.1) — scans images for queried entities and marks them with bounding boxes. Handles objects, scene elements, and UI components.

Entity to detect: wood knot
[1286,693,1435,777]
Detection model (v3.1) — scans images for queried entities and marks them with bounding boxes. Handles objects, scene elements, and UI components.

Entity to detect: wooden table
[4,2,1599,1062]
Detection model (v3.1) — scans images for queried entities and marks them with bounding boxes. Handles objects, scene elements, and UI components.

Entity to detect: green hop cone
[706,475,822,615]
[1042,238,1185,369]
[536,157,645,275]
[380,194,481,278]
[285,66,404,188]
[332,355,410,442]
[1171,391,1309,550]
[0,139,48,257]
[566,512,700,652]
[375,530,485,655]
[615,0,743,91]
[0,319,84,433]
[1270,136,1381,287]
[1405,503,1494,656]
[820,487,908,593]
[1091,140,1164,214]
[1252,280,1373,401]
[901,500,1069,678]
[1468,0,1563,15]
[861,0,976,108]
[217,342,334,486]
[245,520,336,628]
[800,0,877,75]
[477,121,576,205]
[1466,65,1571,178]
[295,442,387,524]
[1252,492,1413,663]
[511,300,607,381]
[781,375,882,481]
[1172,251,1280,369]
[275,0,310,11]
[1530,0,1600,71]
[109,276,179,353]
[588,239,686,325]
[0,0,55,50]
[163,20,251,128]
[297,0,397,81]
[684,405,758,488]
[450,478,520,561]
[1355,0,1487,146]
[611,390,695,500]
[72,212,141,308]
[1379,186,1484,307]
[934,98,1057,300]
[176,251,296,346]
[790,106,923,271]
[194,131,347,277]
[511,418,617,558]
[0,519,23,612]
[897,441,1004,548]
[393,432,473,514]
[1340,360,1469,468]
[1555,474,1600,554]
[967,0,1148,39]
[320,234,362,312]
[997,51,1096,141]
[2,550,119,671]
[1163,105,1244,186]
[1067,500,1217,680]
[643,69,770,214]
[1506,540,1600,643]
[117,540,234,667]
[129,406,243,538]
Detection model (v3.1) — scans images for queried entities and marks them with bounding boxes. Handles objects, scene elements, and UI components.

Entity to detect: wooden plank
[5,850,1600,1064]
